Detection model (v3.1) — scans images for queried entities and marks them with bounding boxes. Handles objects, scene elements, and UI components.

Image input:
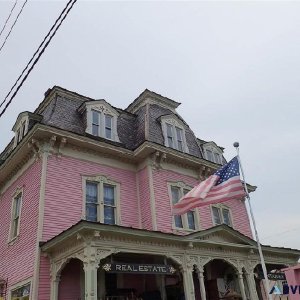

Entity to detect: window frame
[85,101,120,142]
[82,175,121,225]
[210,204,233,227]
[161,116,189,153]
[202,143,223,165]
[13,116,29,148]
[168,182,200,232]
[8,188,23,243]
[9,279,31,300]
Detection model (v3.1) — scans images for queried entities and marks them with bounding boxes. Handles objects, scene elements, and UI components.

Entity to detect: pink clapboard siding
[42,155,139,241]
[137,167,153,230]
[37,256,51,300]
[58,259,82,300]
[152,169,253,238]
[0,160,41,289]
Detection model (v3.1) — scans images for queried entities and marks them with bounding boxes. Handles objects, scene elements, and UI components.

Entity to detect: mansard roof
[0,86,224,164]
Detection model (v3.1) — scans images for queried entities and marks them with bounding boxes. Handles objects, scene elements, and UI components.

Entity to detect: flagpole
[233,142,272,300]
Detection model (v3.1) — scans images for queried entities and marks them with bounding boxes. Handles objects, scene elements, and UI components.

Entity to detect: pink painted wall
[37,256,51,300]
[0,161,41,292]
[137,167,153,230]
[58,259,82,300]
[42,155,139,241]
[284,265,300,300]
[152,169,253,237]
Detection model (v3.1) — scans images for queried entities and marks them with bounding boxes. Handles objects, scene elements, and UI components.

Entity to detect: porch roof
[40,220,300,259]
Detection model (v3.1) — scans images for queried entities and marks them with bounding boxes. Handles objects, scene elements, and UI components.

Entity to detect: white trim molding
[81,100,120,142]
[81,175,121,225]
[167,181,200,232]
[8,186,24,244]
[160,115,189,153]
[202,142,223,165]
[8,277,32,300]
[210,203,234,228]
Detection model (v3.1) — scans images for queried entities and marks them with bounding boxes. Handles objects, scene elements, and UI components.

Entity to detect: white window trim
[82,175,121,225]
[161,116,189,153]
[8,188,23,244]
[211,204,234,228]
[167,181,200,232]
[8,278,32,300]
[13,116,29,148]
[85,101,120,142]
[203,143,223,164]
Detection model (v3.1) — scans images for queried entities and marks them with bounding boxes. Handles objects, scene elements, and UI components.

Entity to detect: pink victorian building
[0,86,299,300]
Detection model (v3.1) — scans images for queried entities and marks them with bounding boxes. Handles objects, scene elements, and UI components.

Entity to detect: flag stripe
[172,157,245,215]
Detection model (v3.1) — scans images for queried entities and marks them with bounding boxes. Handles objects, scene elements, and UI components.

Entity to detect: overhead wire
[0,0,18,38]
[0,0,28,53]
[0,0,74,110]
[0,0,77,119]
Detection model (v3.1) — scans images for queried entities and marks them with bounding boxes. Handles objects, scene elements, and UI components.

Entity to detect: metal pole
[233,142,272,300]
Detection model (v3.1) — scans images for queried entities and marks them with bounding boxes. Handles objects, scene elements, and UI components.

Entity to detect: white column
[245,271,259,300]
[84,261,98,300]
[196,267,207,300]
[50,275,60,300]
[237,271,247,300]
[182,266,195,300]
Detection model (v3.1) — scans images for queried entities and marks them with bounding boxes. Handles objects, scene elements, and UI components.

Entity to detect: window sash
[92,110,101,136]
[175,127,183,151]
[222,208,232,226]
[105,114,112,139]
[171,186,196,230]
[166,124,174,148]
[206,149,213,161]
[212,207,222,225]
[85,181,117,225]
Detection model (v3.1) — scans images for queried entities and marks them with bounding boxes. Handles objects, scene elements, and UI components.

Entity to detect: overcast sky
[0,0,299,250]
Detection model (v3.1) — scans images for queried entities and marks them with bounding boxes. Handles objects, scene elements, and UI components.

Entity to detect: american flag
[172,157,246,215]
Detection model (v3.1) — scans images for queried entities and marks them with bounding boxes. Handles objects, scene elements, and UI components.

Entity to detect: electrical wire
[0,0,18,38]
[0,0,28,53]
[0,0,74,110]
[0,0,77,119]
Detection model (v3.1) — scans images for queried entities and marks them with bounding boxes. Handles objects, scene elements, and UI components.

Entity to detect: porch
[41,221,300,300]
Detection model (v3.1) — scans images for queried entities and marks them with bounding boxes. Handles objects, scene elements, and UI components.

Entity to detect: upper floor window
[169,183,199,231]
[81,100,120,142]
[161,115,189,153]
[211,205,232,227]
[9,191,22,241]
[11,282,30,300]
[12,114,29,148]
[202,143,223,164]
[84,176,120,225]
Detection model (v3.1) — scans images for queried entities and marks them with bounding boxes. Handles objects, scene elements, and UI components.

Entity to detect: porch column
[245,271,259,300]
[84,261,98,300]
[196,267,207,300]
[181,266,195,300]
[237,271,247,300]
[50,275,60,300]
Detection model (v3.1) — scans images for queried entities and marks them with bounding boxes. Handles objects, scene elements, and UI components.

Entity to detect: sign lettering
[102,263,176,275]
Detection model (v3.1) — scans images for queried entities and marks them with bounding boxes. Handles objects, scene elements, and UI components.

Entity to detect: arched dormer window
[12,112,41,148]
[80,100,120,142]
[160,115,189,153]
[202,142,223,165]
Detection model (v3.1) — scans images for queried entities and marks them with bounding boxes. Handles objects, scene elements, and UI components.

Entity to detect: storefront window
[11,283,30,300]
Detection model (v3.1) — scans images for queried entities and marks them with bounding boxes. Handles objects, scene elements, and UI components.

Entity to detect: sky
[0,0,300,250]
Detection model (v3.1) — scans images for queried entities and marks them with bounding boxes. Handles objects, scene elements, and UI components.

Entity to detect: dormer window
[161,115,189,153]
[80,100,120,142]
[202,142,223,164]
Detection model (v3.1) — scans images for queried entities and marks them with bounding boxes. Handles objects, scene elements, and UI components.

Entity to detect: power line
[0,0,18,38]
[0,0,28,53]
[0,0,77,119]
[0,0,74,110]
[262,225,300,240]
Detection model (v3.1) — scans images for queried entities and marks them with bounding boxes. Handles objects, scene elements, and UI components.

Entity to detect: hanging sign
[102,263,176,275]
[258,272,286,281]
